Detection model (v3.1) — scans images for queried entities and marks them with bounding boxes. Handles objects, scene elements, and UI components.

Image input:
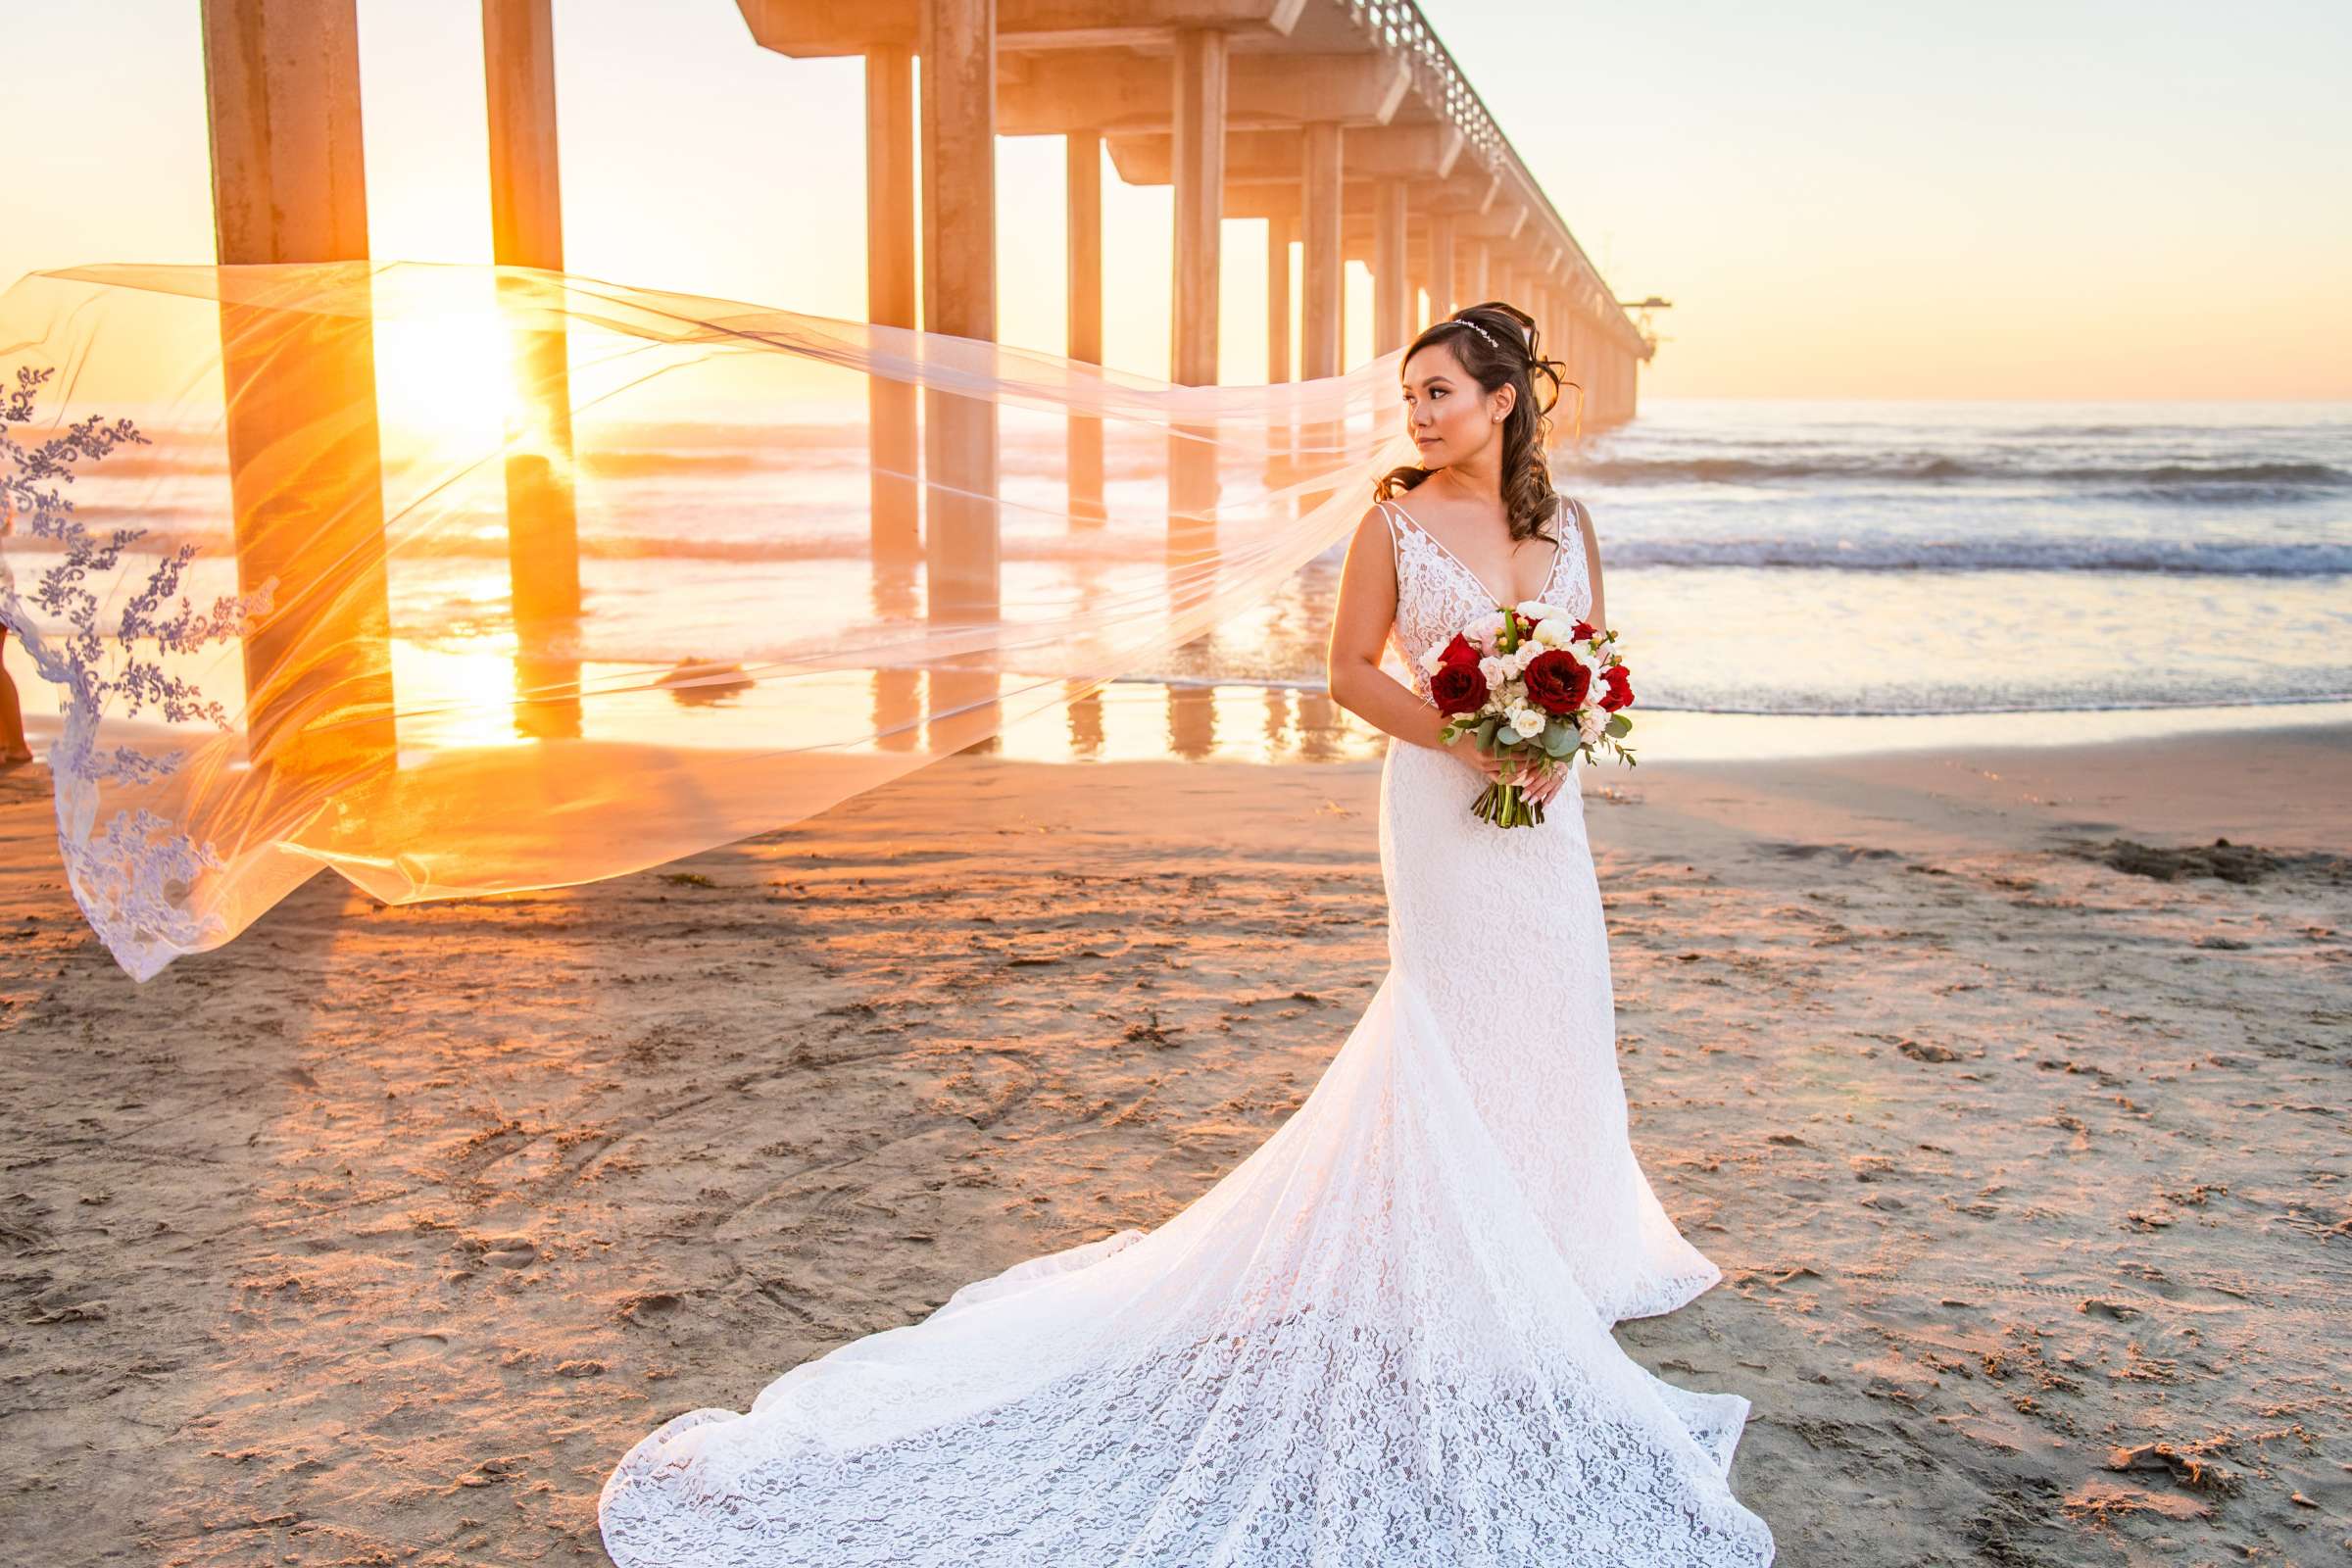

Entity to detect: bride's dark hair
[1375,300,1579,546]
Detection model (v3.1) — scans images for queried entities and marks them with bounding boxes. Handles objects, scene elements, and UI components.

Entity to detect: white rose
[1516,599,1568,624]
[1478,656,1506,687]
[1418,642,1446,675]
[1578,709,1605,745]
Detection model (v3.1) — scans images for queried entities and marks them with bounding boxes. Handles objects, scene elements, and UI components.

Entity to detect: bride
[599,301,1778,1566]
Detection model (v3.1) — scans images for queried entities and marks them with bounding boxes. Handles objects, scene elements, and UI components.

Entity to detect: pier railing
[1338,0,1645,357]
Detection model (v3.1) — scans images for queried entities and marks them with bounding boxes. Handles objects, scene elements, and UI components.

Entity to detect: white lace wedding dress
[598,492,1778,1566]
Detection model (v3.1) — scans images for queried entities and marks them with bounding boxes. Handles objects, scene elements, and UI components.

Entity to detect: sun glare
[367,293,564,463]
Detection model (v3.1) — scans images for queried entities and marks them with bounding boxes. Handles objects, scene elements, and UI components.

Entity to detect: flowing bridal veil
[0,260,1413,978]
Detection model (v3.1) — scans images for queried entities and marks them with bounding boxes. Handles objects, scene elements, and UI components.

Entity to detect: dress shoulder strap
[1558,493,1589,542]
[1371,496,1401,562]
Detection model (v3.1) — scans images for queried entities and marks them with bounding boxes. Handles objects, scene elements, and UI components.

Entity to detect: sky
[3,0,2346,399]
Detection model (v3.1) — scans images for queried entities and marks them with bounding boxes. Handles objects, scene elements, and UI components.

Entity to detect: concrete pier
[200,0,398,772]
[195,0,1659,771]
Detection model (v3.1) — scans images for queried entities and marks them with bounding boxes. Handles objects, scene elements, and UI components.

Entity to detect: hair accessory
[1451,317,1499,352]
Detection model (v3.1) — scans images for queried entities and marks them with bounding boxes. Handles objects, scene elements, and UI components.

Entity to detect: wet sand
[0,720,2346,1565]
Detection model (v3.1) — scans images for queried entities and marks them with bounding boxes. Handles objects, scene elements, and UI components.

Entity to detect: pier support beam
[864,42,922,747]
[1168,25,1227,559]
[864,44,921,562]
[1561,309,1587,432]
[1169,27,1227,391]
[483,0,583,740]
[1066,129,1106,525]
[1263,212,1292,495]
[1426,211,1455,321]
[482,0,564,270]
[918,0,1001,748]
[201,0,397,772]
[1299,122,1344,380]
[1265,216,1291,384]
[1581,315,1596,412]
[1372,178,1407,357]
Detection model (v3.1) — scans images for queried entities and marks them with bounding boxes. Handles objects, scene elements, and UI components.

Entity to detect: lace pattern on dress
[1380,494,1591,707]
[597,481,1776,1566]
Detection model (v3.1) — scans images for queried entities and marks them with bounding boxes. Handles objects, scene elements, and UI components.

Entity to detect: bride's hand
[1506,754,1568,806]
[1449,741,1511,783]
[1453,745,1562,802]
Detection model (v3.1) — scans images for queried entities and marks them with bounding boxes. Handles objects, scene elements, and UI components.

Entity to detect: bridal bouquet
[1420,601,1638,828]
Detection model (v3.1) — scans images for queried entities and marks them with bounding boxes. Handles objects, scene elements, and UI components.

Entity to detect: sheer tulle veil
[0,260,1418,979]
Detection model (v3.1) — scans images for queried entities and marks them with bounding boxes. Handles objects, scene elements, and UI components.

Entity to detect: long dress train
[597,492,1779,1566]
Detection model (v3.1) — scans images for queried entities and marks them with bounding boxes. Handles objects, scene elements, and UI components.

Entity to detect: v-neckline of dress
[1389,497,1567,612]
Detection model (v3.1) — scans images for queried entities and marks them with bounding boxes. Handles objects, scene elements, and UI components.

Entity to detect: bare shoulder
[1334,498,1400,619]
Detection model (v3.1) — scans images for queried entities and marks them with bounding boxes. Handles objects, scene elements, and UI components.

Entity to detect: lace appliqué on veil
[0,366,270,979]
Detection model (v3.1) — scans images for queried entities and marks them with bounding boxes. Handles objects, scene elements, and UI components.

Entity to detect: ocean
[1112,397,2352,762]
[1155,399,2352,710]
[7,396,2347,767]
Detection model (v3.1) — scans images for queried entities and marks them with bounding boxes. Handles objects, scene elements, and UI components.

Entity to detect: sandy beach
[1,718,2346,1566]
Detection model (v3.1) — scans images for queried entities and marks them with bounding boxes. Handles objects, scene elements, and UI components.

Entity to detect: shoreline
[8,679,2351,777]
[0,721,2344,1565]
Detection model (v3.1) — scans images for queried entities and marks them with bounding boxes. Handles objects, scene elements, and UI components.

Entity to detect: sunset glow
[4,2,2343,401]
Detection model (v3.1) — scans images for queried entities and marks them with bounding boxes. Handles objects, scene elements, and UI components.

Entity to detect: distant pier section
[740,0,1652,425]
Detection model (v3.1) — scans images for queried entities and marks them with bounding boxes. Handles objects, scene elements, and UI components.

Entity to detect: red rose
[1570,620,1599,643]
[1436,633,1479,669]
[1598,664,1634,712]
[1430,662,1489,715]
[1521,649,1591,715]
